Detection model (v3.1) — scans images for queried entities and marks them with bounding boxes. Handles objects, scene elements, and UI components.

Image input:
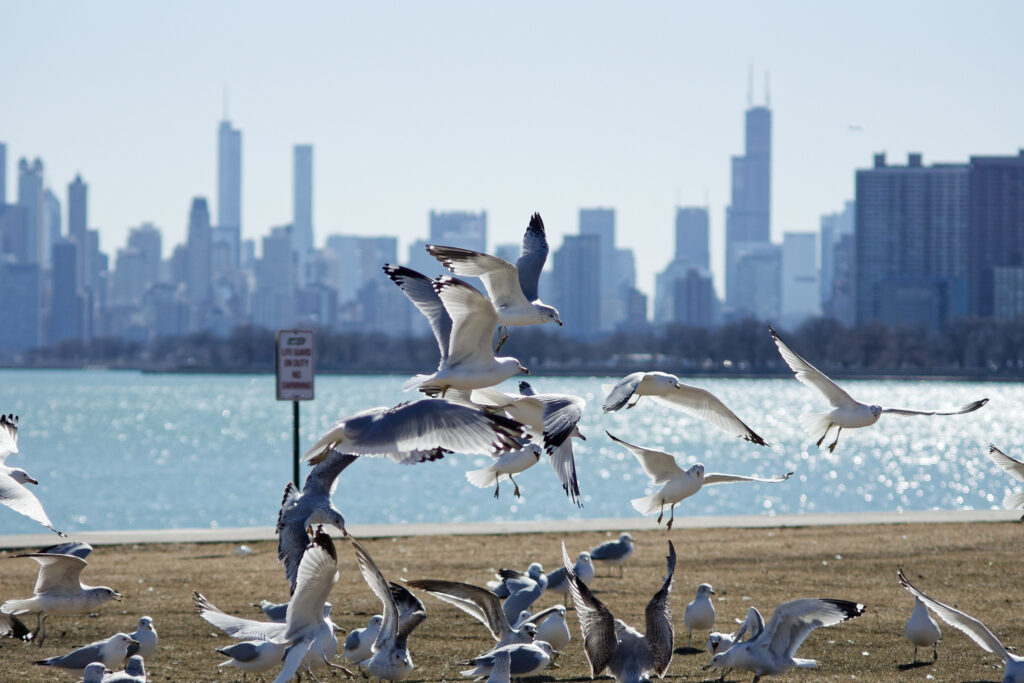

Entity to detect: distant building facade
[967,150,1024,318]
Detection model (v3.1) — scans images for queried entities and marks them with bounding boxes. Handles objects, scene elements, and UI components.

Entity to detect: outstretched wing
[427,244,532,311]
[762,598,865,662]
[988,444,1024,483]
[405,579,509,642]
[562,542,615,677]
[390,582,427,647]
[897,568,1008,660]
[882,398,988,417]
[192,591,285,641]
[540,394,585,452]
[602,373,644,412]
[769,324,859,409]
[644,540,676,676]
[0,474,62,535]
[0,414,18,461]
[649,383,769,446]
[384,264,451,364]
[516,213,549,302]
[703,471,793,486]
[606,431,683,485]
[351,539,399,652]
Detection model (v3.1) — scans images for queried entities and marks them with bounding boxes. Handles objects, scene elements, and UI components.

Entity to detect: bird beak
[129,639,140,646]
[702,664,712,670]
[711,589,717,595]
[25,476,38,485]
[578,434,587,441]
[522,367,531,375]
[333,624,343,633]
[114,592,124,601]
[556,320,563,326]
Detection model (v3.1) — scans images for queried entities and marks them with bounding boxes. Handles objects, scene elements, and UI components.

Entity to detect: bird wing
[548,439,582,507]
[644,540,676,677]
[539,394,585,452]
[217,640,264,663]
[15,552,88,595]
[390,582,427,646]
[0,613,30,641]
[605,431,683,484]
[602,373,644,412]
[405,579,509,642]
[762,598,865,662]
[650,383,769,446]
[897,568,1008,660]
[0,414,17,461]
[34,540,92,560]
[383,264,451,364]
[988,444,1024,483]
[488,647,512,682]
[522,605,563,626]
[882,398,988,417]
[427,245,532,311]
[304,451,359,497]
[193,591,286,641]
[703,471,794,486]
[562,542,616,677]
[434,276,501,366]
[284,528,339,642]
[769,325,859,409]
[0,473,61,534]
[350,538,399,652]
[44,638,112,669]
[272,636,314,683]
[276,506,311,595]
[516,213,549,302]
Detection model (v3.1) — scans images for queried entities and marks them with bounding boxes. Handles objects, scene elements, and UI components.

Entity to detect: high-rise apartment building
[429,210,486,253]
[966,150,1024,318]
[293,145,313,284]
[819,200,854,313]
[17,158,44,265]
[855,153,969,329]
[217,119,242,265]
[579,208,637,332]
[254,225,296,329]
[0,263,41,353]
[552,233,601,338]
[44,189,61,256]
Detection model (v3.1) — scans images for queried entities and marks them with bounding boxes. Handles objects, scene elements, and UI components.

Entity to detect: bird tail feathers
[0,599,31,615]
[465,466,498,489]
[631,493,662,515]
[1003,491,1024,510]
[793,658,818,668]
[798,412,833,442]
[402,374,433,392]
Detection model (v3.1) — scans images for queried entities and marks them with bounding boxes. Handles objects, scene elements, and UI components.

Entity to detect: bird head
[8,468,37,485]
[870,405,882,417]
[538,304,562,326]
[690,463,706,479]
[697,583,715,597]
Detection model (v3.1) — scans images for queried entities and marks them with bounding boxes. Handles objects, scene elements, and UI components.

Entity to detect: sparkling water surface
[0,369,1018,535]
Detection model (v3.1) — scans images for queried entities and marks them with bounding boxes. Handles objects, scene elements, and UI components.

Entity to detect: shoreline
[1,508,1016,550]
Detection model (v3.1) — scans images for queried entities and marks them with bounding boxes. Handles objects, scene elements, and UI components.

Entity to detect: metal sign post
[275,330,315,487]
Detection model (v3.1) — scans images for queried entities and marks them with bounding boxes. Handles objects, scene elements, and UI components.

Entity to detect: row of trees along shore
[13,316,1024,378]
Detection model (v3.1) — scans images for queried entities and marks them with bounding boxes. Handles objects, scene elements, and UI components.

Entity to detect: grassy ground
[0,521,1021,682]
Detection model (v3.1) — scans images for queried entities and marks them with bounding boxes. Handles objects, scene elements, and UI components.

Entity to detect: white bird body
[459,641,555,680]
[535,606,571,652]
[465,444,542,499]
[589,533,635,577]
[103,654,147,682]
[905,596,941,661]
[128,615,158,660]
[608,432,792,530]
[34,632,139,677]
[0,413,64,535]
[685,584,717,642]
[217,639,288,674]
[344,614,383,663]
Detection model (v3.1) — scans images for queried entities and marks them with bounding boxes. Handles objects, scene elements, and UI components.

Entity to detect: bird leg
[717,668,731,682]
[619,564,624,578]
[626,395,642,409]
[494,326,510,354]
[666,504,676,531]
[657,499,665,524]
[687,627,693,646]
[323,656,355,677]
[911,645,917,663]
[493,479,501,499]
[510,474,522,498]
[828,427,842,453]
[815,425,831,448]
[932,644,938,661]
[33,614,48,645]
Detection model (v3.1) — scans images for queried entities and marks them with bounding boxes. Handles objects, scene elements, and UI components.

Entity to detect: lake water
[0,369,1018,535]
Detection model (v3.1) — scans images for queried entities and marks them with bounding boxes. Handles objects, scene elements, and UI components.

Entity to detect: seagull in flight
[607,431,792,530]
[987,445,1024,516]
[303,398,529,465]
[563,539,676,682]
[603,372,769,446]
[277,451,358,593]
[427,212,562,352]
[384,264,530,396]
[770,324,987,452]
[0,413,64,536]
[898,568,1024,682]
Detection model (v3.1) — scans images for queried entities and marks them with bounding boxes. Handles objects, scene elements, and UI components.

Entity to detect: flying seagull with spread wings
[770,324,987,452]
[0,414,64,536]
[426,212,562,352]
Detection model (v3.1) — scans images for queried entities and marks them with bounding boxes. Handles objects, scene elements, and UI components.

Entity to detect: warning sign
[275,330,315,401]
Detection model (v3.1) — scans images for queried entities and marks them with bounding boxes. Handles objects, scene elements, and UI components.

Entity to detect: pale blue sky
[3,1,1022,296]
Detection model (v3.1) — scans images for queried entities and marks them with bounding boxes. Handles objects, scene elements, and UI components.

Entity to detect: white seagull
[533,604,571,652]
[303,398,529,465]
[277,451,358,593]
[987,445,1024,514]
[770,324,988,452]
[350,538,428,681]
[589,533,634,577]
[344,614,383,665]
[545,551,594,603]
[485,647,512,683]
[33,632,139,677]
[104,654,147,682]
[603,372,769,446]
[473,381,587,506]
[384,265,530,396]
[607,432,793,530]
[404,578,538,647]
[905,595,941,663]
[704,598,865,681]
[684,583,717,645]
[215,639,288,678]
[427,212,562,351]
[495,566,548,627]
[2,541,122,643]
[459,641,556,681]
[898,568,1024,682]
[0,413,64,536]
[563,540,676,682]
[707,607,766,682]
[127,615,158,660]
[464,444,542,500]
[487,562,544,599]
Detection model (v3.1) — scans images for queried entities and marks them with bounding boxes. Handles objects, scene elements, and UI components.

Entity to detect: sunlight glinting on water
[0,370,1020,534]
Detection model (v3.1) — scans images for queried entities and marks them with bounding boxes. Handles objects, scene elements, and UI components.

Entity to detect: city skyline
[5,1,1023,297]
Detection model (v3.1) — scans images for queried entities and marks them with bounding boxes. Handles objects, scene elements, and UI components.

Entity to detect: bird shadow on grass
[897,660,935,671]
[674,645,706,656]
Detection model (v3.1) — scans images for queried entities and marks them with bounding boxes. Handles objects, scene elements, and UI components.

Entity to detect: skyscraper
[293,144,313,284]
[186,197,212,308]
[44,189,61,255]
[0,263,41,353]
[579,208,637,332]
[819,200,854,313]
[780,232,819,326]
[674,206,710,271]
[966,150,1024,318]
[725,80,772,311]
[17,158,44,265]
[127,223,162,294]
[217,119,242,265]
[855,153,969,329]
[0,142,6,205]
[50,239,82,344]
[68,174,88,287]
[552,233,601,338]
[428,210,487,252]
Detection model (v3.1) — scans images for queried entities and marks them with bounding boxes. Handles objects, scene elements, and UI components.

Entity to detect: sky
[3,1,1023,297]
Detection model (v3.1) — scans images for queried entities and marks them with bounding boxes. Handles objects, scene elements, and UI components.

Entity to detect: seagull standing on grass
[898,568,1024,681]
[704,598,865,681]
[427,212,562,352]
[2,541,122,644]
[607,432,793,530]
[562,540,676,682]
[127,615,158,660]
[533,604,571,652]
[472,381,587,506]
[0,413,64,536]
[104,654,147,682]
[684,583,717,645]
[769,324,988,452]
[905,595,941,663]
[33,632,139,677]
[987,445,1024,516]
[545,551,594,604]
[487,562,544,598]
[589,533,634,577]
[344,614,383,665]
[603,372,770,446]
[384,264,530,396]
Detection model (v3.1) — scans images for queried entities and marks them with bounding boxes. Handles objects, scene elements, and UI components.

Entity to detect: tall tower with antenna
[217,90,242,266]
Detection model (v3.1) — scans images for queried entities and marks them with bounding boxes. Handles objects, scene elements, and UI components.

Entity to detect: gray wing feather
[304,451,359,496]
[540,395,585,451]
[590,539,629,561]
[562,543,616,677]
[644,540,676,677]
[988,444,1024,483]
[406,579,509,641]
[193,591,285,641]
[882,398,988,417]
[603,373,644,412]
[351,539,399,652]
[0,475,62,534]
[390,582,427,646]
[218,641,263,662]
[384,264,451,363]
[40,640,108,668]
[515,213,548,302]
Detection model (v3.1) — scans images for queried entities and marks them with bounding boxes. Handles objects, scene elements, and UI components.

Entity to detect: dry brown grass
[1,521,1021,682]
